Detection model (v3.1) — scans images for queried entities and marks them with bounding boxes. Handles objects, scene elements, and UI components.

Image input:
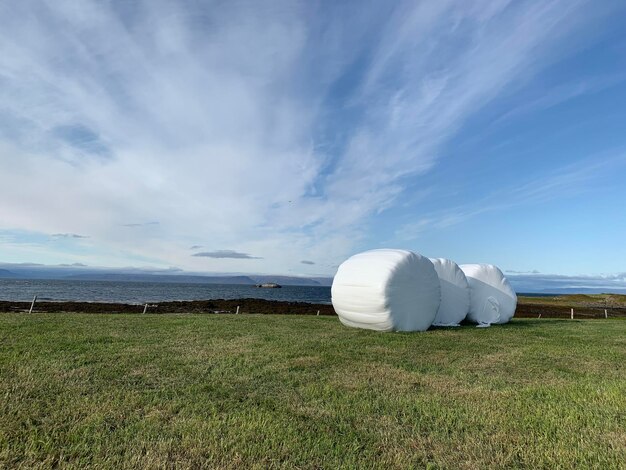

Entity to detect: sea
[0,279,568,305]
[0,279,332,304]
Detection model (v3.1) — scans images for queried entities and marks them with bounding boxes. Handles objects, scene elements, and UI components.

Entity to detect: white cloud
[192,250,262,260]
[0,0,613,274]
[507,272,626,293]
[394,153,626,241]
[51,233,90,239]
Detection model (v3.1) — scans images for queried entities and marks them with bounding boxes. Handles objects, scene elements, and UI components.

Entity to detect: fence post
[605,309,608,319]
[570,308,574,320]
[538,313,541,319]
[29,295,37,314]
[316,310,320,316]
[236,306,240,315]
[143,303,148,314]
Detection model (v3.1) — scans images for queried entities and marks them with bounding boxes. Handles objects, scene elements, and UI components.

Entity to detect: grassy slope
[518,294,626,308]
[1,314,625,469]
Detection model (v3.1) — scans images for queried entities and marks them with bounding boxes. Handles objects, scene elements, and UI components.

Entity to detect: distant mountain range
[0,264,333,286]
[2,263,626,293]
[64,273,259,284]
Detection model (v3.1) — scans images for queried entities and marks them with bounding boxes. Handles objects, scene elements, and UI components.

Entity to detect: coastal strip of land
[516,293,626,319]
[1,293,625,318]
[0,294,626,319]
[0,298,336,316]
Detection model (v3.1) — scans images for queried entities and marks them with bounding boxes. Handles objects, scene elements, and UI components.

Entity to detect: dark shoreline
[0,298,336,315]
[1,297,625,319]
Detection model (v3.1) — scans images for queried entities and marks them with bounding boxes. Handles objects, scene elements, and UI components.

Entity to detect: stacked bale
[429,258,470,326]
[332,249,517,331]
[331,249,440,332]
[460,264,517,325]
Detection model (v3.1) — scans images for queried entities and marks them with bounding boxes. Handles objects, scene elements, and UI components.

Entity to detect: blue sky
[1,0,626,289]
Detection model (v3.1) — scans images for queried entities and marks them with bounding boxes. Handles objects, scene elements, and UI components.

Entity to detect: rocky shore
[0,298,336,315]
[1,294,625,319]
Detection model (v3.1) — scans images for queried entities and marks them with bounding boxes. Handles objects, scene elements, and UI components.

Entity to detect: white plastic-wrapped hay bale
[331,249,440,332]
[429,258,470,326]
[460,264,517,325]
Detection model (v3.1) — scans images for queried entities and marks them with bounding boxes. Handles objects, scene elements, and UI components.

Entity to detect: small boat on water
[255,283,282,288]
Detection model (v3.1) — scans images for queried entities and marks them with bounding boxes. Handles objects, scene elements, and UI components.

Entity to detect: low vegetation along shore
[1,293,626,318]
[0,298,336,316]
[516,293,626,319]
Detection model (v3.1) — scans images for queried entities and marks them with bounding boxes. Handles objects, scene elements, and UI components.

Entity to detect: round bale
[332,249,440,332]
[460,264,517,325]
[429,258,470,326]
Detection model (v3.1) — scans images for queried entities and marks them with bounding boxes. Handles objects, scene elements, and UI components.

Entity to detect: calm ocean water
[0,279,332,304]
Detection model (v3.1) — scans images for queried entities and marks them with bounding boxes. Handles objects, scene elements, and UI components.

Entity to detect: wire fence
[516,304,626,319]
[0,298,336,316]
[3,298,626,320]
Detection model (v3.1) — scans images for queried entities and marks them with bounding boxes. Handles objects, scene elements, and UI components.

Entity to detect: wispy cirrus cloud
[395,153,626,241]
[0,0,619,273]
[491,73,626,128]
[508,271,626,293]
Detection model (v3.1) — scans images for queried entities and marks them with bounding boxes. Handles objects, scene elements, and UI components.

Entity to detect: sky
[1,0,626,290]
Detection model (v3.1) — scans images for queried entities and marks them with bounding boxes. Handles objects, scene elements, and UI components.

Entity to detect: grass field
[518,294,626,308]
[1,314,625,468]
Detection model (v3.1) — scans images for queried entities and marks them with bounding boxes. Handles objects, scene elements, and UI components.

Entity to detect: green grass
[1,314,625,469]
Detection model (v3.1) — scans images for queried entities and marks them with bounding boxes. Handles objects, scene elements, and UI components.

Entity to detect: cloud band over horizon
[192,250,262,260]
